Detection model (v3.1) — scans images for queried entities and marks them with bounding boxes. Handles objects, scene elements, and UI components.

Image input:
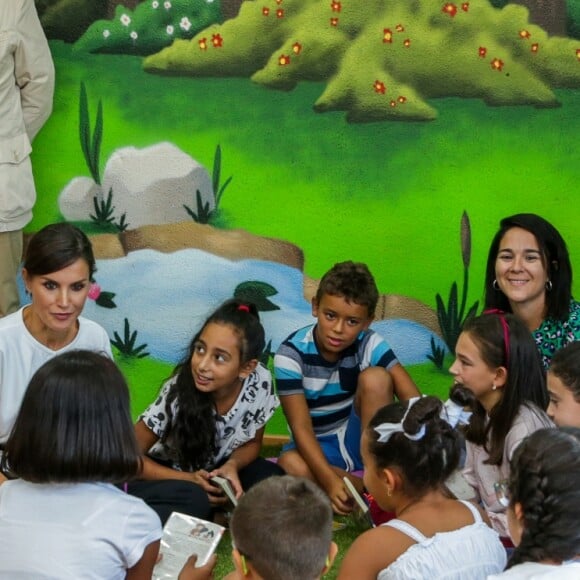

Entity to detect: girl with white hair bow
[338,396,506,580]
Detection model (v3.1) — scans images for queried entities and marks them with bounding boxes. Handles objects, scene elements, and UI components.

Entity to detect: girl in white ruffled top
[338,396,506,579]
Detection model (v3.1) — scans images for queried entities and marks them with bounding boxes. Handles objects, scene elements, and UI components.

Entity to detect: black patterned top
[534,300,580,370]
[140,363,279,470]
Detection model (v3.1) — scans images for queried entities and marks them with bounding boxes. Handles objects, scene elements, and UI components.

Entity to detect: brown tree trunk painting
[512,0,567,36]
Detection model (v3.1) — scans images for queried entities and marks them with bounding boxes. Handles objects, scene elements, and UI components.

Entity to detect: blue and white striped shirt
[274,325,399,436]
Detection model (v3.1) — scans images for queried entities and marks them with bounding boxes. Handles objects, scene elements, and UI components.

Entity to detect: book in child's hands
[152,512,225,579]
[342,476,375,529]
[210,475,239,506]
[444,469,477,501]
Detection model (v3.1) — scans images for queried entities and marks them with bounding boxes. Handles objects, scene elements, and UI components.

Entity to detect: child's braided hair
[507,427,580,568]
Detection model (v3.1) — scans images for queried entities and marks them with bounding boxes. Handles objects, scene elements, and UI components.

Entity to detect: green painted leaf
[234,281,280,312]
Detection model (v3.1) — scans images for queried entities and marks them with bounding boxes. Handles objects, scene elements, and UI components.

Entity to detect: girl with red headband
[129,299,283,524]
[449,312,552,540]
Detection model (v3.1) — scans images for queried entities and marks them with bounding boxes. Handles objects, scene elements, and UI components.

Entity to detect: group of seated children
[223,425,580,580]
[0,220,579,578]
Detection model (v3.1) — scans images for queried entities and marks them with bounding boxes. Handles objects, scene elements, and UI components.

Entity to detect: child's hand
[325,474,353,515]
[189,470,225,504]
[178,554,217,580]
[209,461,243,499]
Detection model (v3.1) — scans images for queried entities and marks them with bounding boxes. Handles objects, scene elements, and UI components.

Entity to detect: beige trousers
[0,229,23,317]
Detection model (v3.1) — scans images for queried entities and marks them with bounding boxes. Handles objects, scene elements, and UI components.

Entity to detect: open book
[444,469,477,501]
[153,512,225,579]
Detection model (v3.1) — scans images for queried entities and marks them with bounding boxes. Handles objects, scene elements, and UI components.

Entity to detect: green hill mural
[143,0,580,121]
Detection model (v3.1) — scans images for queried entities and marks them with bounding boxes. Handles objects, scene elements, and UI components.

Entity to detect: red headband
[483,308,510,367]
[238,304,250,312]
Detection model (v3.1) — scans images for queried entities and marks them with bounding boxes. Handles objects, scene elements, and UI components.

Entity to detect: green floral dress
[534,300,580,370]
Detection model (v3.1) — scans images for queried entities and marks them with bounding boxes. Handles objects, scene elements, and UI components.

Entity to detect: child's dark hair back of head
[507,427,580,568]
[166,299,265,471]
[450,312,548,465]
[550,342,580,402]
[230,475,333,580]
[367,396,461,497]
[2,350,140,483]
[316,261,379,318]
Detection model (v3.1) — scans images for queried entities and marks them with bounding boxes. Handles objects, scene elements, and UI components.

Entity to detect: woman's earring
[545,280,553,291]
[492,279,500,291]
[492,383,497,391]
[387,487,392,497]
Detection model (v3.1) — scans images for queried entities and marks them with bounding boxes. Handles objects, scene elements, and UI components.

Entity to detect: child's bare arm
[210,427,265,498]
[134,420,219,498]
[280,394,352,514]
[389,363,420,401]
[337,528,403,579]
[126,540,160,580]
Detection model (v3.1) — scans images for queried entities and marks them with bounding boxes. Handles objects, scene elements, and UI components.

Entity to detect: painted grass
[33,43,580,311]
[37,42,579,430]
[32,44,578,578]
[119,352,452,434]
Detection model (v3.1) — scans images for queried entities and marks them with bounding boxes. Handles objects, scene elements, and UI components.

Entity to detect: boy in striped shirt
[274,261,419,514]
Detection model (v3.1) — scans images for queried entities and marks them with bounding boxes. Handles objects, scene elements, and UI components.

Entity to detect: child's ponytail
[368,396,462,496]
[209,299,265,363]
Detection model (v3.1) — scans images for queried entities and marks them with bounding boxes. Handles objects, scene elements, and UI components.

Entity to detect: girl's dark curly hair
[450,313,548,466]
[507,427,580,568]
[367,396,461,498]
[162,299,265,471]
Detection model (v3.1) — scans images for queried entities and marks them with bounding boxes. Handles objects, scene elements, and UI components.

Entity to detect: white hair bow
[374,397,426,443]
[374,396,472,444]
[441,399,472,428]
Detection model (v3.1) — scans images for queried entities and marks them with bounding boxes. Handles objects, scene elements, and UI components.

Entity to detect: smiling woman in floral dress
[484,213,580,370]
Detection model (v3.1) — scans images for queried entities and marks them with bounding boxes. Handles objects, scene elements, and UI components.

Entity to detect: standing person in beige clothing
[0,0,54,317]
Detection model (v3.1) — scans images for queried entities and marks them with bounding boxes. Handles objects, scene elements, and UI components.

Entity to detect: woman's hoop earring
[492,279,500,291]
[545,280,553,291]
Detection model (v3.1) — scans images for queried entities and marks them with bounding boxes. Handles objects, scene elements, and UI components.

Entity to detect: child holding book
[337,396,506,579]
[131,299,284,523]
[0,350,162,579]
[224,475,337,580]
[274,261,419,514]
[449,311,553,538]
[547,342,580,428]
[488,427,580,579]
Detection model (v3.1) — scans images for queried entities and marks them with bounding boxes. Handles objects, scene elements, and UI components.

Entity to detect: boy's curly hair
[315,261,379,318]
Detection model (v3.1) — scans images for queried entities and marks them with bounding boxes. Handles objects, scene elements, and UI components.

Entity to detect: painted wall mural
[28,0,580,434]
